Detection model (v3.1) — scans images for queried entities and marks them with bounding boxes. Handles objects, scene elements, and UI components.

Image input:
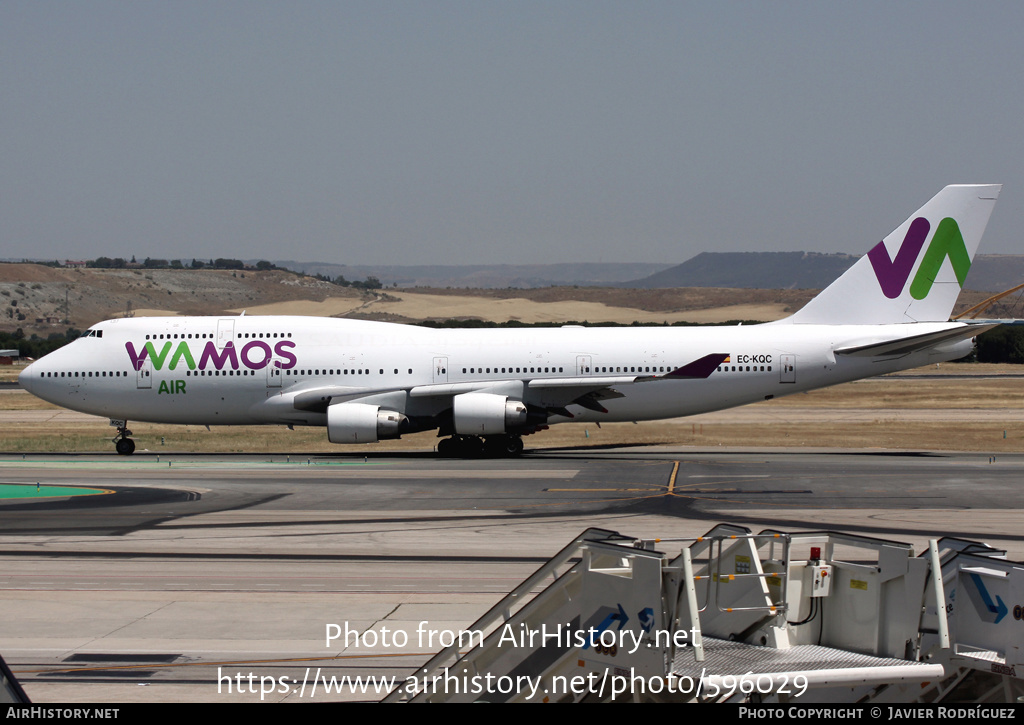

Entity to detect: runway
[1,446,1022,702]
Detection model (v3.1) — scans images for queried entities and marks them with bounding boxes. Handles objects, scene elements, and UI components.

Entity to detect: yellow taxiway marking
[668,460,679,494]
[547,489,657,492]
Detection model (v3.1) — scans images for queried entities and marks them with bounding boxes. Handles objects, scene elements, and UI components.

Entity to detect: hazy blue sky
[3,1,1023,266]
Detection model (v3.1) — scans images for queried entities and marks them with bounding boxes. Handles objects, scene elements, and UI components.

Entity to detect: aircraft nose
[18,362,36,393]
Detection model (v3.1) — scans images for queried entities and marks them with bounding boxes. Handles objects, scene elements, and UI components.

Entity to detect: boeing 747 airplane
[19,184,1002,456]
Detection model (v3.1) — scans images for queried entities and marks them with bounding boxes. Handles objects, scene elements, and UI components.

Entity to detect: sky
[3,1,1024,267]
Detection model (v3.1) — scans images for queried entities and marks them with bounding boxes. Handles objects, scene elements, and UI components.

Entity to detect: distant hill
[622,252,857,290]
[964,255,1024,293]
[622,253,1024,293]
[272,262,671,289]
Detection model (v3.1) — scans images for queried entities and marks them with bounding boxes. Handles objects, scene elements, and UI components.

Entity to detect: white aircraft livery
[20,184,1002,456]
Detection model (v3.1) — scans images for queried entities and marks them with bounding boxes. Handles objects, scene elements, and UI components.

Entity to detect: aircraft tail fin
[780,184,1001,325]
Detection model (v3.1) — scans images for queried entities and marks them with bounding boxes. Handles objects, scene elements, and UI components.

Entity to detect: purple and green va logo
[867,217,970,300]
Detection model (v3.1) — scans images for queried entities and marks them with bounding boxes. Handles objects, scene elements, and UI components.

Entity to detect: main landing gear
[112,422,136,455]
[437,434,524,458]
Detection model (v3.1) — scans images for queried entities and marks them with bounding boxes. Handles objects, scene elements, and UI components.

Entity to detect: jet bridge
[383,525,1024,703]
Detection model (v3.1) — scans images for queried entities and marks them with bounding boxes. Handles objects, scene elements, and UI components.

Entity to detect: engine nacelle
[453,393,528,436]
[327,403,406,444]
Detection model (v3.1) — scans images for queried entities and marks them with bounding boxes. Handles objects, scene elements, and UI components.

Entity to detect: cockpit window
[81,329,104,338]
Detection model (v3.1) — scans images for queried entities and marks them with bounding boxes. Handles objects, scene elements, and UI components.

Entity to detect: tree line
[1,328,81,360]
[974,325,1024,364]
[87,257,261,270]
[81,258,384,290]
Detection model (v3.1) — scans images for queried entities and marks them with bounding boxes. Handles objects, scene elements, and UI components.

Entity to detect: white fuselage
[19,315,974,433]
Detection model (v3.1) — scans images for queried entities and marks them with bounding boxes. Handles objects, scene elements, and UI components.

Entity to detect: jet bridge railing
[706,533,790,615]
[634,532,792,668]
[646,532,792,666]
[646,533,792,615]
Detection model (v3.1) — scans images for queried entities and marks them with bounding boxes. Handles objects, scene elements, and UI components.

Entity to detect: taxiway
[1,447,1021,702]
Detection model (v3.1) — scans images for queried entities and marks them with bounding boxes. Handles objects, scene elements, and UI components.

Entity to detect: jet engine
[452,393,528,436]
[327,403,407,444]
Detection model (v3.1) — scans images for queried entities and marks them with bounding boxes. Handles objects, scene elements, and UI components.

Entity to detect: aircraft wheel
[115,437,136,456]
[437,436,488,458]
[461,437,485,458]
[485,435,523,457]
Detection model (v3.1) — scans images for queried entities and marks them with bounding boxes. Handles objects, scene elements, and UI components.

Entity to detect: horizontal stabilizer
[834,324,999,357]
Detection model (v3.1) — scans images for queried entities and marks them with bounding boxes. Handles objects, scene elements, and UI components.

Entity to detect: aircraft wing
[289,353,729,416]
[834,324,1000,358]
[413,352,728,416]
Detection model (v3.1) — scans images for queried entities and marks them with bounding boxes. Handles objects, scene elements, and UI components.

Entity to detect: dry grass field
[232,292,794,324]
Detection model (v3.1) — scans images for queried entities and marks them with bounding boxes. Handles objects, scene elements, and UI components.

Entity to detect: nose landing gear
[111,421,136,455]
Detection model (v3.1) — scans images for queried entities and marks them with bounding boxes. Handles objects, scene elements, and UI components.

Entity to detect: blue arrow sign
[582,603,629,649]
[968,573,1008,624]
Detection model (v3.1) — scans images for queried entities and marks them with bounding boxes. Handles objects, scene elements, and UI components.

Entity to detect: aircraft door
[137,358,152,389]
[433,357,448,384]
[780,354,796,383]
[577,355,592,375]
[267,359,283,388]
[216,319,235,350]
